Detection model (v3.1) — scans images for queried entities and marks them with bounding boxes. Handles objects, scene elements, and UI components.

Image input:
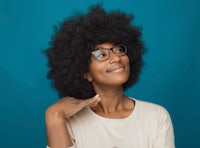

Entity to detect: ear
[84,73,92,82]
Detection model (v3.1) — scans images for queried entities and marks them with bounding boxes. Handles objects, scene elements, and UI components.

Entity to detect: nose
[109,51,120,63]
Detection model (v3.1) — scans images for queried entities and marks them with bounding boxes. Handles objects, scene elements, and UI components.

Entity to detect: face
[86,43,130,88]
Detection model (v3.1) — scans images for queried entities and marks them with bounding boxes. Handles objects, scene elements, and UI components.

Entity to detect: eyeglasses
[91,44,127,61]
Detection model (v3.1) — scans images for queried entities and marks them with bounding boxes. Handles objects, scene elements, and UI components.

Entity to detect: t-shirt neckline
[87,98,137,121]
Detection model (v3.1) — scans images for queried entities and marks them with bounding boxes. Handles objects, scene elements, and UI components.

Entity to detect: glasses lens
[92,48,109,61]
[91,44,127,61]
[113,44,127,55]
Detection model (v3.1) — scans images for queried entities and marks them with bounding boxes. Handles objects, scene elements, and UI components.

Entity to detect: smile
[106,65,126,73]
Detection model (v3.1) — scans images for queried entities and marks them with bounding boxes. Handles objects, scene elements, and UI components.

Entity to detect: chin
[107,77,129,85]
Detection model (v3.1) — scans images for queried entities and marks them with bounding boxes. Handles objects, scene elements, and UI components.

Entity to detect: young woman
[45,4,175,148]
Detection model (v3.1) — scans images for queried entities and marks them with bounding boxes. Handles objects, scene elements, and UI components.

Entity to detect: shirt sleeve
[47,145,75,148]
[153,106,175,148]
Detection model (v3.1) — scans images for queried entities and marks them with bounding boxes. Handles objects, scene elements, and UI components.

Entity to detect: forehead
[94,42,115,49]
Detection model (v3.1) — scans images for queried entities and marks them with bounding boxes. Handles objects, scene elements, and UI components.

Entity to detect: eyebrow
[95,46,114,50]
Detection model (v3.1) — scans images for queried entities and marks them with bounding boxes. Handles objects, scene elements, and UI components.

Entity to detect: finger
[82,94,101,107]
[87,100,99,107]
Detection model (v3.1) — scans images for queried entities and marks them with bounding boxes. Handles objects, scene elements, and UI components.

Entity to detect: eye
[114,45,126,54]
[92,48,108,60]
[96,50,107,58]
[97,52,107,58]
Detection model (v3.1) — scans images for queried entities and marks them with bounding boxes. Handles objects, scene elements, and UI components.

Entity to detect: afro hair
[45,4,145,99]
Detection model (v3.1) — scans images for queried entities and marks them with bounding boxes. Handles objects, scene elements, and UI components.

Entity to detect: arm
[153,107,175,148]
[45,108,73,147]
[45,95,101,148]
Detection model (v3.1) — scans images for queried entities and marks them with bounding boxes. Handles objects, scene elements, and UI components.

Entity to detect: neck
[91,85,127,114]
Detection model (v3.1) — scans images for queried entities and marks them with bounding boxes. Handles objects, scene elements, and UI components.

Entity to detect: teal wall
[0,0,199,147]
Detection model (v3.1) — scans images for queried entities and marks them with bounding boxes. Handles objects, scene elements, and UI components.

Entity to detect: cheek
[124,56,130,69]
[123,56,130,79]
[89,65,107,80]
[88,60,107,79]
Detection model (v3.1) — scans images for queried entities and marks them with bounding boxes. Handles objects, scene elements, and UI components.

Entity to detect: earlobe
[84,73,92,82]
[87,77,92,82]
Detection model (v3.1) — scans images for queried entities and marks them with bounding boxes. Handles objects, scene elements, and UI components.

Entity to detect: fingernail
[97,97,101,101]
[94,94,101,101]
[94,94,99,98]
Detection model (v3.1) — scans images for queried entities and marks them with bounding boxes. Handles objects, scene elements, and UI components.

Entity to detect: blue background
[0,0,199,147]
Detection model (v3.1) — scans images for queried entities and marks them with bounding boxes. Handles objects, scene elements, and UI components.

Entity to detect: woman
[45,4,175,148]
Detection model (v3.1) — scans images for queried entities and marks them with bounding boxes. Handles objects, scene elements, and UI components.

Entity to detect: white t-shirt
[65,98,175,148]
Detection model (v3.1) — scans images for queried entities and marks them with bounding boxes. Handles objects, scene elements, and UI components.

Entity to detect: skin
[45,43,135,147]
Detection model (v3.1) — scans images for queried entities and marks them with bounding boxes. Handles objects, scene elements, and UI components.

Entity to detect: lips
[106,64,126,73]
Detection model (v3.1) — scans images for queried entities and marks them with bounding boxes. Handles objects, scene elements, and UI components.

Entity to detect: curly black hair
[45,4,145,99]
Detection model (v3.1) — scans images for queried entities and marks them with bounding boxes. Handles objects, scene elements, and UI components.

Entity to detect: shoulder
[132,98,174,137]
[131,98,172,123]
[133,98,169,113]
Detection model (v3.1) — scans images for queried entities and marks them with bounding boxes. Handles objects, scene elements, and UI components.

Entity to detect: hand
[46,94,101,120]
[45,94,101,147]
